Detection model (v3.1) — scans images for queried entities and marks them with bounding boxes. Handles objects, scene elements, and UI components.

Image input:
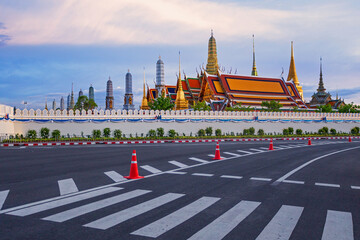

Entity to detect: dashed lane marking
[58,178,79,195]
[250,177,272,182]
[104,171,126,182]
[192,173,214,177]
[0,190,10,210]
[188,157,208,163]
[168,160,188,168]
[321,210,354,240]
[249,148,265,153]
[282,180,305,185]
[220,175,243,179]
[166,171,187,175]
[236,150,253,155]
[351,186,360,190]
[315,183,340,188]
[140,165,162,174]
[223,152,240,157]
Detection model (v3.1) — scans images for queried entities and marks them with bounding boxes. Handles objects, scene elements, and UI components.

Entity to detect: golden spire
[251,34,258,76]
[206,29,219,75]
[175,51,188,110]
[287,41,303,100]
[140,67,149,110]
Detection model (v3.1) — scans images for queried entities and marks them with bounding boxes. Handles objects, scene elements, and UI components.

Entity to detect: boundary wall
[1,106,360,137]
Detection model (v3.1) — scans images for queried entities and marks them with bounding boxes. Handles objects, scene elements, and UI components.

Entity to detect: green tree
[257,129,265,136]
[296,129,303,135]
[197,129,206,137]
[283,128,289,135]
[205,127,213,136]
[26,130,37,139]
[168,129,177,138]
[249,127,255,135]
[92,129,101,138]
[330,128,337,135]
[113,129,122,139]
[51,129,61,139]
[156,127,164,137]
[288,127,294,135]
[40,127,50,139]
[338,103,359,113]
[148,129,156,137]
[317,104,332,113]
[351,127,359,134]
[75,96,98,111]
[261,100,283,112]
[215,129,222,136]
[103,128,111,137]
[148,96,174,110]
[322,127,329,134]
[193,101,211,111]
[243,129,250,135]
[225,103,254,112]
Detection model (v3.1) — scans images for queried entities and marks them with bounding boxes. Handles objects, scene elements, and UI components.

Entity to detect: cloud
[0,22,11,46]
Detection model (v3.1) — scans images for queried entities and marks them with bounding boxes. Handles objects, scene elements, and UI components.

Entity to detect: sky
[0,0,359,109]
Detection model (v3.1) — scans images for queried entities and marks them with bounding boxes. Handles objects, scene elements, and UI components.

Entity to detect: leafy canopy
[75,96,98,111]
[261,100,283,112]
[193,101,211,111]
[148,96,174,110]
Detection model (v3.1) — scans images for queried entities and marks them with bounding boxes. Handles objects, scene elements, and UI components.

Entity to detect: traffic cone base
[124,150,144,179]
[308,138,312,145]
[349,136,352,142]
[213,142,223,160]
[269,139,274,150]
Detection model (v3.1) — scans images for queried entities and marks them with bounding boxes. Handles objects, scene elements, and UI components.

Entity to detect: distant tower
[45,98,48,110]
[60,97,65,111]
[175,52,188,110]
[251,34,258,76]
[140,68,150,110]
[287,41,303,100]
[123,70,135,111]
[206,30,219,75]
[89,84,94,101]
[78,89,83,99]
[67,94,70,110]
[156,56,165,97]
[52,99,56,110]
[105,76,114,110]
[70,83,75,109]
[317,57,326,93]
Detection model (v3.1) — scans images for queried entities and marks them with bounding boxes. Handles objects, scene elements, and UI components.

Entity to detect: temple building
[67,94,70,110]
[174,52,188,110]
[140,68,150,110]
[52,99,56,110]
[308,58,344,109]
[123,70,135,111]
[70,83,75,110]
[78,89,83,99]
[60,97,65,111]
[105,77,114,110]
[251,35,258,76]
[156,56,166,96]
[89,85,94,101]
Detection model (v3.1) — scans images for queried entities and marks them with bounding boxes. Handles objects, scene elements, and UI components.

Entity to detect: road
[0,139,359,240]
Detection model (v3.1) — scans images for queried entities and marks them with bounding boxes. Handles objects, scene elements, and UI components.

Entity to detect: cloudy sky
[0,0,359,109]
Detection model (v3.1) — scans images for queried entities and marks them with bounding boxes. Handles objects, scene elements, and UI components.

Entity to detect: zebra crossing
[4,187,355,239]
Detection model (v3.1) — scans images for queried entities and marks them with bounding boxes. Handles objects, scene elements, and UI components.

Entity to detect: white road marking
[168,160,188,168]
[208,154,215,157]
[282,180,305,185]
[259,147,270,150]
[104,171,126,182]
[250,177,272,182]
[84,193,184,230]
[256,205,303,240]
[278,145,293,149]
[236,150,253,155]
[321,210,354,240]
[7,187,121,217]
[192,173,214,177]
[351,186,360,190]
[140,165,162,174]
[249,148,265,152]
[43,189,151,222]
[166,171,187,175]
[315,183,340,188]
[220,175,243,179]
[275,146,360,183]
[223,152,240,157]
[188,157,208,163]
[58,178,79,195]
[273,146,285,150]
[131,196,220,238]
[188,200,261,240]
[0,190,10,210]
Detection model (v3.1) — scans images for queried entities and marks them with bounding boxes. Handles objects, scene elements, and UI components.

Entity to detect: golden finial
[140,67,149,110]
[175,51,188,110]
[251,34,258,76]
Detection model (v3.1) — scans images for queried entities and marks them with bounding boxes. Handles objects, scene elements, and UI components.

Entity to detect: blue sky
[0,0,359,109]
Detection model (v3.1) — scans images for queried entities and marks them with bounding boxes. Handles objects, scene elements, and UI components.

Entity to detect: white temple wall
[0,104,14,136]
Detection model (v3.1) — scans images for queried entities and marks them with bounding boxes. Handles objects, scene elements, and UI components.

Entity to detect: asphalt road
[0,139,359,240]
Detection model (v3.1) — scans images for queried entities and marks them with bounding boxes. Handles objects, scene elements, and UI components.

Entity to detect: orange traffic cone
[213,141,223,160]
[349,136,352,142]
[269,139,274,150]
[124,150,144,179]
[308,138,312,145]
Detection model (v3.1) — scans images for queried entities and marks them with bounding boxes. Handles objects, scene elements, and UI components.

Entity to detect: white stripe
[140,165,162,174]
[249,148,265,152]
[256,205,303,240]
[167,171,187,175]
[223,152,240,157]
[131,196,220,238]
[43,189,151,222]
[192,173,214,177]
[250,177,272,182]
[221,175,243,179]
[259,147,270,150]
[278,145,293,149]
[168,160,188,168]
[84,193,184,230]
[188,200,261,240]
[58,178,79,195]
[282,180,304,185]
[0,190,10,210]
[104,171,126,182]
[315,183,340,188]
[322,210,354,240]
[7,187,121,217]
[236,150,253,155]
[188,157,208,163]
[275,147,360,183]
[351,185,360,190]
[208,154,215,157]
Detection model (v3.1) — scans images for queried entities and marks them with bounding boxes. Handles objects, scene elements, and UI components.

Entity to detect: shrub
[198,129,206,137]
[243,129,250,135]
[249,127,255,135]
[168,129,177,138]
[113,129,122,139]
[283,128,289,135]
[257,129,265,136]
[330,128,337,135]
[215,129,222,136]
[322,127,329,134]
[103,128,111,137]
[40,127,50,139]
[92,129,101,138]
[295,129,303,135]
[148,129,156,137]
[26,130,37,139]
[288,127,294,135]
[156,127,164,137]
[318,128,325,135]
[351,127,359,134]
[205,127,213,136]
[51,129,61,139]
